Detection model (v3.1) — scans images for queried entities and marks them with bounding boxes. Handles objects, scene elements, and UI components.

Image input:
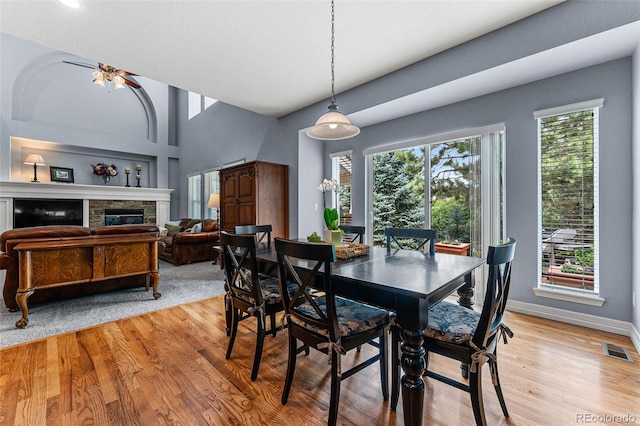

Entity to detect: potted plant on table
[318,178,343,246]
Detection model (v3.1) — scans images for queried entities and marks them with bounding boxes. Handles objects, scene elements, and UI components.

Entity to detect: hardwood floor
[1,295,638,425]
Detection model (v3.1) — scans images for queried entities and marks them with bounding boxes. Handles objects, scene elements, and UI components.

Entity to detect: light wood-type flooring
[1,295,638,425]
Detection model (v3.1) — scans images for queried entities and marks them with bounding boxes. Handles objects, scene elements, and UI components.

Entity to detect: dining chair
[220,231,289,381]
[274,238,390,426]
[384,227,438,255]
[390,237,516,426]
[339,224,365,244]
[234,224,273,247]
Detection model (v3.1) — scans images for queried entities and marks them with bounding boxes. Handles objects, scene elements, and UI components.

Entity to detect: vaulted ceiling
[0,0,563,117]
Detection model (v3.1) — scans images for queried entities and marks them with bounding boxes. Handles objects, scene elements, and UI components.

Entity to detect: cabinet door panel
[238,170,254,199]
[237,202,256,226]
[223,173,238,200]
[30,247,93,287]
[104,243,151,276]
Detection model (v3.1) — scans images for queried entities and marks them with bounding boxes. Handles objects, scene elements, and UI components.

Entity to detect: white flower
[318,178,341,193]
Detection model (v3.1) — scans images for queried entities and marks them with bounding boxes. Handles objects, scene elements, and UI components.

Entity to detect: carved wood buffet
[13,235,160,328]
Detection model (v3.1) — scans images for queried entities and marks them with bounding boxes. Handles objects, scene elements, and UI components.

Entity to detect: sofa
[1,224,159,312]
[158,218,219,266]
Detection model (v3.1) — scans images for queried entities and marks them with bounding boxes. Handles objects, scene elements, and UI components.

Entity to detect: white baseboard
[631,324,640,356]
[507,300,639,355]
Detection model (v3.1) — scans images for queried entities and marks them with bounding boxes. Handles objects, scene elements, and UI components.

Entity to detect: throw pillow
[191,223,202,233]
[166,220,181,227]
[158,226,169,238]
[165,224,180,236]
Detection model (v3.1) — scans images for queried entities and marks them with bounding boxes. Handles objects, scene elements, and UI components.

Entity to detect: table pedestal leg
[400,328,425,425]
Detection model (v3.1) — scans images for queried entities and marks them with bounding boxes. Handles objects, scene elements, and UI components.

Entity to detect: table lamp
[207,193,220,226]
[24,153,46,182]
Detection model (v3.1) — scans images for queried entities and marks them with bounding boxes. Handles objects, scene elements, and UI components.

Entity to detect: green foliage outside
[372,141,476,248]
[431,198,470,242]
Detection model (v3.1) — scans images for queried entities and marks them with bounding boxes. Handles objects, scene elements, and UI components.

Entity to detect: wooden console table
[14,235,161,328]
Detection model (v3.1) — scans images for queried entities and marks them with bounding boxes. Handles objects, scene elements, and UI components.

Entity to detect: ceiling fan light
[93,78,105,87]
[113,75,125,89]
[306,103,360,140]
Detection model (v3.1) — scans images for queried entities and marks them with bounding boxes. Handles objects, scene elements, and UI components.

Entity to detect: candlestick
[125,167,130,174]
[136,174,141,188]
[135,164,141,171]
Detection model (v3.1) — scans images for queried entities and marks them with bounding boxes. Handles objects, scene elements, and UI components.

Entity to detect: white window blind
[537,101,600,293]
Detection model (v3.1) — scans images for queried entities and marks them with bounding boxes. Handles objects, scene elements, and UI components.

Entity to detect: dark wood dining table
[244,243,485,425]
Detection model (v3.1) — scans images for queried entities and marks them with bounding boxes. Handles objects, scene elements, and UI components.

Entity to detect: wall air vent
[601,343,633,362]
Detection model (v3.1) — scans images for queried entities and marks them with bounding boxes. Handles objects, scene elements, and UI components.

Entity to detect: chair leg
[489,359,509,417]
[226,307,239,359]
[328,349,342,426]
[270,312,277,337]
[251,312,266,381]
[469,365,487,426]
[390,327,400,410]
[224,292,232,336]
[379,330,389,401]
[281,333,297,405]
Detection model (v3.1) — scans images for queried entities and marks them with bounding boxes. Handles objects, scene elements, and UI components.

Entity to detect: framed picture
[50,166,74,183]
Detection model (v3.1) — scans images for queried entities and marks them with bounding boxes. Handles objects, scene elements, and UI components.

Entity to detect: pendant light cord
[330,0,336,104]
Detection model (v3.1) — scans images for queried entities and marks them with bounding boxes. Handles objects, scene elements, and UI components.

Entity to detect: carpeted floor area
[0,260,226,349]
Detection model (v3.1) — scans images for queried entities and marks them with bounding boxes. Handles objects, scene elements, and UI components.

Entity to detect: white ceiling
[1,0,564,118]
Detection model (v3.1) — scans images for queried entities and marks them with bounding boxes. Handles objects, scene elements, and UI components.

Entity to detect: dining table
[236,242,486,425]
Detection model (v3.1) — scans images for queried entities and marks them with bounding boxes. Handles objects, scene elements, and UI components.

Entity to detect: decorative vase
[325,229,342,246]
[102,175,110,184]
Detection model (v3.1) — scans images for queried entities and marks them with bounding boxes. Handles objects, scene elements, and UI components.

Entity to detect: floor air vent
[601,343,633,362]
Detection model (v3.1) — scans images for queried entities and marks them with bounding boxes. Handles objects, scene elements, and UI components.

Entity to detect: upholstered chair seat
[424,301,481,344]
[290,295,390,338]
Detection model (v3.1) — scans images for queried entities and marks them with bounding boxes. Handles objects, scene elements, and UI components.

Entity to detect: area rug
[0,260,226,349]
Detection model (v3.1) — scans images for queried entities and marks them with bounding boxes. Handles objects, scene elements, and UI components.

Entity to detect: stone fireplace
[89,200,156,228]
[0,181,172,234]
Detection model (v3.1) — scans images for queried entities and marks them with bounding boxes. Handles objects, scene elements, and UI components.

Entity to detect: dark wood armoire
[219,161,289,239]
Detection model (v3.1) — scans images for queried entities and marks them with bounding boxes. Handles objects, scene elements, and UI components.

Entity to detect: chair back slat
[473,237,516,349]
[220,231,263,306]
[275,238,340,340]
[339,225,365,244]
[384,227,438,255]
[235,224,272,247]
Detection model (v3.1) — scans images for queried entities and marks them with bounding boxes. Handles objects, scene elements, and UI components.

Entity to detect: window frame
[534,98,603,305]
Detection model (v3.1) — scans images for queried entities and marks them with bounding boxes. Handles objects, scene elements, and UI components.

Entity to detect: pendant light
[306,0,360,141]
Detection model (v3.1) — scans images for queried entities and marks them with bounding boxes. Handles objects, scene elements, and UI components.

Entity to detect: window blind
[538,104,599,292]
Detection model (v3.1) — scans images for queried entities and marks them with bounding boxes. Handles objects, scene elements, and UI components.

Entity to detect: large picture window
[536,99,601,294]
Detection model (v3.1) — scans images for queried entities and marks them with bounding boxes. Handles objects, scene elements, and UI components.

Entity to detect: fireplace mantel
[0,181,173,234]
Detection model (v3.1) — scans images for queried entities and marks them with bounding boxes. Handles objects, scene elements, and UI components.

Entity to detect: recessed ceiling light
[58,0,80,8]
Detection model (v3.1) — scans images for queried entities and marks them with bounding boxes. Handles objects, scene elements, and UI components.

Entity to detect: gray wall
[263,1,639,323]
[2,1,639,326]
[171,89,276,219]
[0,33,176,188]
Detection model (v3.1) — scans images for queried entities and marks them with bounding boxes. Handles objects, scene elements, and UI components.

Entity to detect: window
[365,125,505,256]
[331,152,352,224]
[187,174,202,219]
[188,91,218,119]
[536,99,602,294]
[204,169,220,220]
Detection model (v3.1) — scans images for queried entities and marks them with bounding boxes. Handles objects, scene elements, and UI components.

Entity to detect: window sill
[533,286,605,307]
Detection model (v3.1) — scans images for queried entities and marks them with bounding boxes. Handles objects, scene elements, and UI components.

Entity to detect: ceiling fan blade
[63,60,97,70]
[122,76,141,89]
[117,70,138,76]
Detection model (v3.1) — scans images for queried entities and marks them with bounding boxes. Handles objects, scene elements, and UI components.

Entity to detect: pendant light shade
[306,103,360,140]
[307,0,360,141]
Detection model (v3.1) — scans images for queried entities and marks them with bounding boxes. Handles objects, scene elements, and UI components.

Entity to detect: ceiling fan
[63,61,141,89]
